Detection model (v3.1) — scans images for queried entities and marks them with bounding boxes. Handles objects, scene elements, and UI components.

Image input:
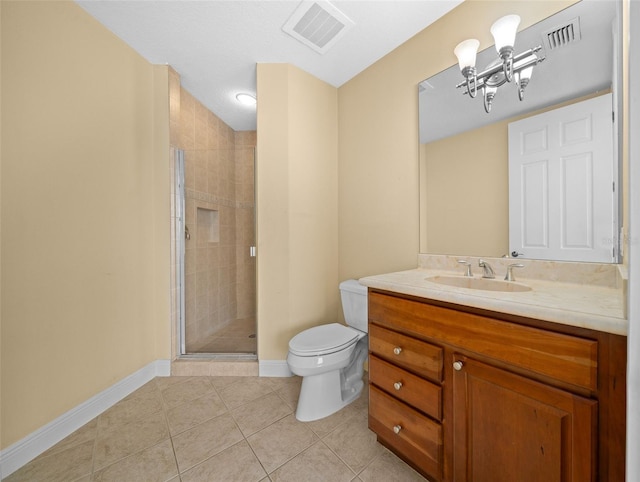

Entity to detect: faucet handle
[504,263,525,281]
[457,259,473,277]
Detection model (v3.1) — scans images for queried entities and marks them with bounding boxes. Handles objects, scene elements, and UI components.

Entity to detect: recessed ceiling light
[236,93,256,106]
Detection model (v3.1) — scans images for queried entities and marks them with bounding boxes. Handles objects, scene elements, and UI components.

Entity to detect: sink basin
[426,275,532,293]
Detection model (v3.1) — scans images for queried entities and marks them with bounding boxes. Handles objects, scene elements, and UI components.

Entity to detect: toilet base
[295,369,364,422]
[293,336,368,422]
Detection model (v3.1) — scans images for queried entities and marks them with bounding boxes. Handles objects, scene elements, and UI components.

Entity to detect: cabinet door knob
[393,381,403,391]
[393,424,402,434]
[393,347,402,355]
[453,360,464,371]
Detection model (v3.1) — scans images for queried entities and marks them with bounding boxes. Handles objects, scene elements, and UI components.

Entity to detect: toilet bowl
[287,280,368,422]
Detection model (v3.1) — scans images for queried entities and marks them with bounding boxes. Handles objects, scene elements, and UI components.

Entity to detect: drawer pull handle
[393,347,402,355]
[393,424,402,434]
[393,381,403,391]
[453,361,464,371]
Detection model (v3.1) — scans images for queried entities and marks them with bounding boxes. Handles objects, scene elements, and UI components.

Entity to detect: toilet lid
[289,323,360,356]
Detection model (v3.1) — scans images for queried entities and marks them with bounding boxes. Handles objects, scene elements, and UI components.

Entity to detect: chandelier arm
[513,46,543,62]
[459,56,543,97]
[467,81,475,98]
[457,63,501,89]
[483,87,492,113]
[513,55,545,74]
[459,76,487,96]
[457,45,543,89]
[456,45,544,88]
[467,74,478,98]
[503,55,514,82]
[458,56,543,94]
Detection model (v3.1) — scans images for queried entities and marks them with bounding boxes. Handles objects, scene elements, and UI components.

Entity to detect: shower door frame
[174,148,187,355]
[174,147,257,359]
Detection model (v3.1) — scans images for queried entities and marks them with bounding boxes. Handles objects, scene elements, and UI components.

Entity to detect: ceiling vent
[282,1,354,54]
[542,17,582,50]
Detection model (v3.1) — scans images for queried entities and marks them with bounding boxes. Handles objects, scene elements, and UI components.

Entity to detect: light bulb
[454,39,480,71]
[490,15,520,52]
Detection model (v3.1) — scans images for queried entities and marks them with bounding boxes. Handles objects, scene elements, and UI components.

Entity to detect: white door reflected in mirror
[508,93,616,263]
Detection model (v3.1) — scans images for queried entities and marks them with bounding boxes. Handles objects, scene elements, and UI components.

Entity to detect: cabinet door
[452,355,597,482]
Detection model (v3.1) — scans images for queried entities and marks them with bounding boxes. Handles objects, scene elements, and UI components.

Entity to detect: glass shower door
[175,146,256,357]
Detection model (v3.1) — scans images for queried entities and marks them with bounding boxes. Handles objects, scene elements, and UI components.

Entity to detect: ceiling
[77,0,464,132]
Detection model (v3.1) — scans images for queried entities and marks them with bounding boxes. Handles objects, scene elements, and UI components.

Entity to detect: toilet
[287,279,368,422]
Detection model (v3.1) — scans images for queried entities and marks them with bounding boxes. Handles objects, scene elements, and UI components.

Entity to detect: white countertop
[359,266,628,336]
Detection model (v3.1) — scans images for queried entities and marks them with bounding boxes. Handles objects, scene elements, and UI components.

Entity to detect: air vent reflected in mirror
[543,17,582,50]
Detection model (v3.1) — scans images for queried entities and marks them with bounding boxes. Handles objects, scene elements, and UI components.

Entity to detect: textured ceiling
[77,0,464,131]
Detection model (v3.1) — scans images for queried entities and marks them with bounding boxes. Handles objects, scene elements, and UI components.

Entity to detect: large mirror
[419,0,622,263]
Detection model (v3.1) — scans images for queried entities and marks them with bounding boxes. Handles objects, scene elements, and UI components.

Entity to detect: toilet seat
[288,323,360,357]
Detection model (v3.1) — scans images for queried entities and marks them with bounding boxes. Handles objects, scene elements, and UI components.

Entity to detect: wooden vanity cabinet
[367,289,626,482]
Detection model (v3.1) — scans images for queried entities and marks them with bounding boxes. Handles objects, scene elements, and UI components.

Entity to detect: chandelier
[454,15,545,113]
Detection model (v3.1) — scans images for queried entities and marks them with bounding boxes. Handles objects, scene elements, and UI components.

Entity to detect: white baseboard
[0,359,171,479]
[259,359,293,377]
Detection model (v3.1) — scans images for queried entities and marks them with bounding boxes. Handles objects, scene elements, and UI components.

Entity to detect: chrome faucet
[505,263,525,281]
[478,259,495,279]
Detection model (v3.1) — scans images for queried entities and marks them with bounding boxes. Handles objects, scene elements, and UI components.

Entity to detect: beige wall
[256,64,339,360]
[0,1,170,448]
[424,121,509,257]
[338,0,576,281]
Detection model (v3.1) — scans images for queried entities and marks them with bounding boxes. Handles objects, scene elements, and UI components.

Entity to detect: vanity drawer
[369,385,442,481]
[369,355,442,420]
[369,323,443,382]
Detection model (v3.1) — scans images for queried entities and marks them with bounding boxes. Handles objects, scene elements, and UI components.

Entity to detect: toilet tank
[339,280,368,333]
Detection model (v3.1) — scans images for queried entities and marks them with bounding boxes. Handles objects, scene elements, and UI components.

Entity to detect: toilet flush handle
[393,347,402,355]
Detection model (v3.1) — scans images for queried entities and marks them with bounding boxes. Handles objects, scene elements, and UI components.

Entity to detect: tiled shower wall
[169,68,256,355]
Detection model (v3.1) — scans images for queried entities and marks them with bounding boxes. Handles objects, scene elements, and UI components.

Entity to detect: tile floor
[188,318,257,354]
[4,375,429,482]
